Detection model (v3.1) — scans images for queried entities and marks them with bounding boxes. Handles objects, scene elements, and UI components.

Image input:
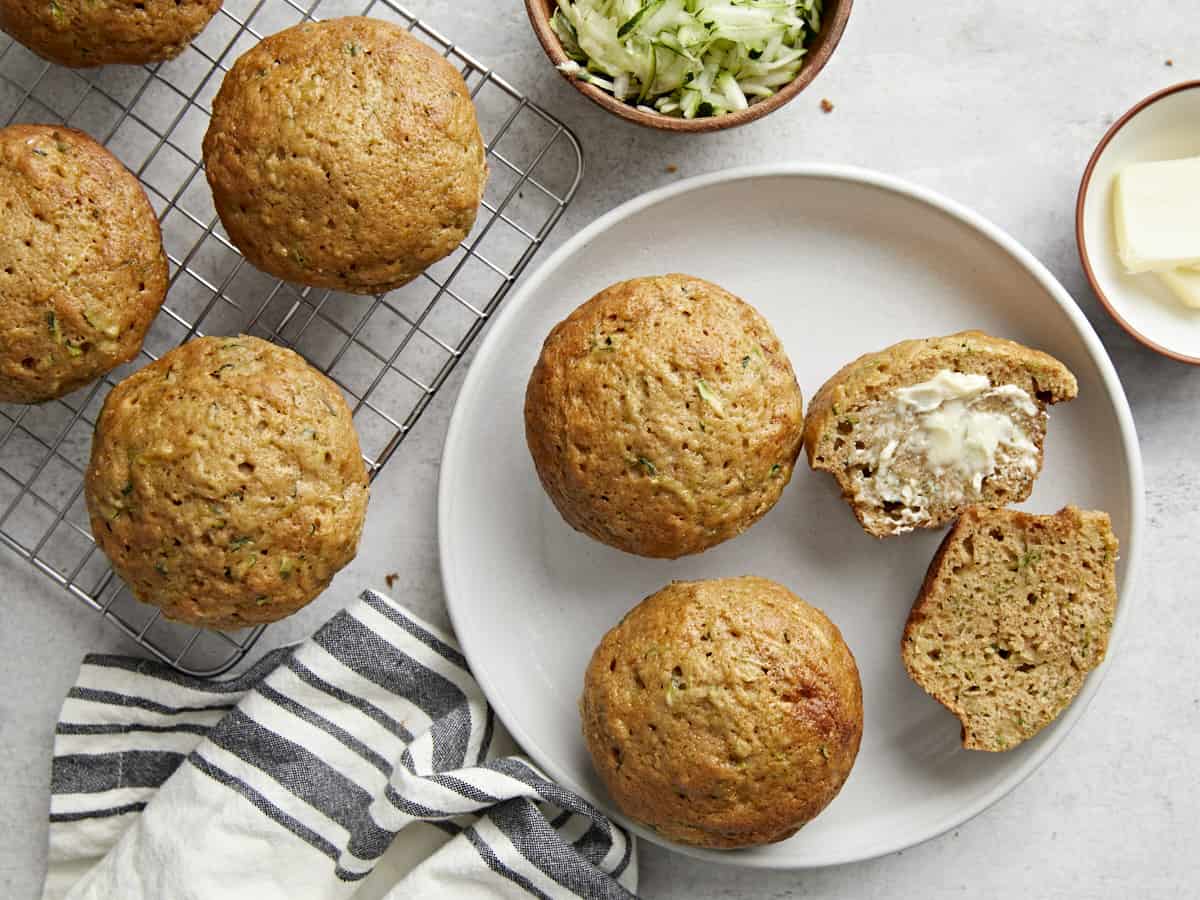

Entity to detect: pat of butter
[891,370,1039,490]
[1160,266,1200,309]
[894,370,989,412]
[1113,155,1200,274]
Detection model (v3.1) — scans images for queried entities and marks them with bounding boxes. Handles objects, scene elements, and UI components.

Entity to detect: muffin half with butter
[524,274,804,559]
[84,335,369,629]
[803,331,1077,537]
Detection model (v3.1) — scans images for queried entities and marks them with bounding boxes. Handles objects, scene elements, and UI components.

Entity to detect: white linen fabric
[44,589,638,900]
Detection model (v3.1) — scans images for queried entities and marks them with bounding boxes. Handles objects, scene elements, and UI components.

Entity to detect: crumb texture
[902,505,1119,751]
[0,124,166,404]
[84,335,370,629]
[524,274,804,558]
[803,331,1078,537]
[0,0,222,67]
[202,17,487,294]
[582,576,863,848]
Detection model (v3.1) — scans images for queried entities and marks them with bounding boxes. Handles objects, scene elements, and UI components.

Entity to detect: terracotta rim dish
[524,0,854,133]
[1075,80,1200,365]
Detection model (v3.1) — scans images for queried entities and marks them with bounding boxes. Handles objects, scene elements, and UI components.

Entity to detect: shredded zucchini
[696,379,724,416]
[551,0,822,118]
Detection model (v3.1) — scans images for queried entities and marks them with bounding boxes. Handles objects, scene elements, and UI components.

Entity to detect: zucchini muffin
[202,17,487,294]
[803,331,1077,537]
[524,274,804,559]
[903,505,1119,751]
[0,0,222,67]
[0,124,167,404]
[84,335,369,629]
[582,577,863,848]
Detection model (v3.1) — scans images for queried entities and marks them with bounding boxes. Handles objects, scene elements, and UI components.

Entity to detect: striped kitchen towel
[45,588,638,900]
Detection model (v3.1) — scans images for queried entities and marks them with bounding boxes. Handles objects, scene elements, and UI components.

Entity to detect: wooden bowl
[525,0,854,132]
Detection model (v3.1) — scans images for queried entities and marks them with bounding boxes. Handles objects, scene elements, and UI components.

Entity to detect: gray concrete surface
[2,2,1197,897]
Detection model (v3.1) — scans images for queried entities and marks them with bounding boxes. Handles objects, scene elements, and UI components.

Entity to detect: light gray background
[3,2,1198,898]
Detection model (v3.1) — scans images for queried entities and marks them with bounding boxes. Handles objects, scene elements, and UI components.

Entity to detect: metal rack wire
[0,0,583,677]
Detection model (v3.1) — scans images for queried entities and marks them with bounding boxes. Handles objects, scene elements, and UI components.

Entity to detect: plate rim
[438,163,1145,869]
[1075,79,1200,366]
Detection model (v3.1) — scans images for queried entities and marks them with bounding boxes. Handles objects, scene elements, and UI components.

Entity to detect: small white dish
[440,165,1144,869]
[1077,80,1200,364]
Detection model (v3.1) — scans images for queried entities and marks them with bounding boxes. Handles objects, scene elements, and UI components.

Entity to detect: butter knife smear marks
[849,370,1039,529]
[1113,154,1200,309]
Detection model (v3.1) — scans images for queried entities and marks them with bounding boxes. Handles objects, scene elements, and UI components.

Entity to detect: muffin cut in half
[581,576,862,848]
[803,331,1078,537]
[902,505,1119,752]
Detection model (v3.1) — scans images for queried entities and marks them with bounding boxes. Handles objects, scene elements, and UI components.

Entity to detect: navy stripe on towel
[46,590,639,899]
[286,655,416,744]
[464,825,555,900]
[79,649,294,694]
[50,802,147,824]
[68,687,234,718]
[360,590,470,672]
[52,751,185,795]
[257,683,393,776]
[56,722,211,738]
[189,752,341,862]
[207,709,398,865]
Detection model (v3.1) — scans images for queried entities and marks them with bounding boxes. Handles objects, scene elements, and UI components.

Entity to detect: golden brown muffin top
[582,576,863,848]
[202,16,487,294]
[524,274,804,558]
[0,124,166,404]
[85,335,369,629]
[0,0,222,67]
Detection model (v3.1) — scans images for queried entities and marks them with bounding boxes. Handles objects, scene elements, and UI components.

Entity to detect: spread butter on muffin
[202,16,487,295]
[0,124,167,404]
[84,335,369,629]
[0,0,222,67]
[803,331,1078,538]
[524,274,804,559]
[582,576,863,848]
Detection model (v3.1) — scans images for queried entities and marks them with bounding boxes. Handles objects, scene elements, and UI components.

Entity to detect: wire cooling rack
[0,0,583,676]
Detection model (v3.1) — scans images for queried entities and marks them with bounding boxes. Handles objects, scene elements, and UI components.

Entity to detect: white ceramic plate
[1077,80,1200,364]
[439,165,1143,868]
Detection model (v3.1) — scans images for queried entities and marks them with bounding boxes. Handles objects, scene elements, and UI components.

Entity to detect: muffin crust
[524,274,804,558]
[0,124,166,404]
[582,576,863,848]
[0,0,222,67]
[85,335,369,628]
[202,17,487,294]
